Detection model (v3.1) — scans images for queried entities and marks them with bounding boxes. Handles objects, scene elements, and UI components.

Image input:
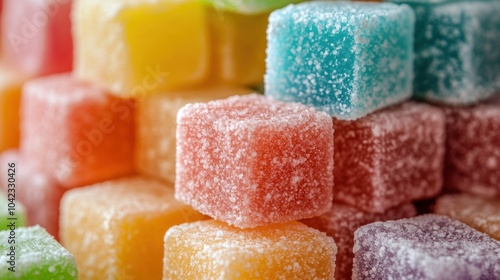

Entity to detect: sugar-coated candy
[74,0,209,96]
[136,86,252,183]
[334,102,445,213]
[176,94,334,228]
[2,0,73,77]
[0,66,26,152]
[205,0,305,14]
[265,2,414,120]
[302,203,417,280]
[353,214,500,280]
[60,177,206,280]
[443,98,500,197]
[435,194,500,240]
[20,73,135,188]
[0,150,65,238]
[390,0,500,104]
[0,226,78,279]
[0,193,27,230]
[163,220,337,279]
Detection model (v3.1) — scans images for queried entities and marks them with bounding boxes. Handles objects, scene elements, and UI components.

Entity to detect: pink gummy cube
[302,203,417,280]
[444,98,500,197]
[20,73,135,188]
[0,150,65,239]
[176,94,334,228]
[334,102,445,213]
[2,0,73,76]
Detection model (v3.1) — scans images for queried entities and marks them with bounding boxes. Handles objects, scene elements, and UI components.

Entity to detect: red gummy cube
[20,73,135,188]
[444,98,500,197]
[2,0,73,76]
[334,102,445,213]
[0,150,65,239]
[176,94,334,228]
[302,203,417,280]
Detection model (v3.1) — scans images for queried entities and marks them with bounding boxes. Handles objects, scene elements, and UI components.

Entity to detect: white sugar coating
[176,94,334,228]
[0,225,78,279]
[353,214,500,280]
[265,1,414,119]
[164,220,337,279]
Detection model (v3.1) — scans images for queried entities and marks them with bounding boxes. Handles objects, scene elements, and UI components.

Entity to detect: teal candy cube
[0,226,78,280]
[265,2,415,120]
[390,0,500,104]
[0,193,27,230]
[204,0,306,14]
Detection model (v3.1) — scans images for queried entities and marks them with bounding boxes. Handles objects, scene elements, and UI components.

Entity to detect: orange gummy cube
[0,66,26,152]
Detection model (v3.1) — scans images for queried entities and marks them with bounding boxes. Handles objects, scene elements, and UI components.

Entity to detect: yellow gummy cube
[136,86,253,183]
[60,177,207,280]
[74,0,210,97]
[0,66,26,152]
[163,220,337,279]
[209,9,268,86]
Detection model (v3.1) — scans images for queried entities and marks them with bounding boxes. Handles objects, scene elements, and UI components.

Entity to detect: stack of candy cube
[0,0,499,279]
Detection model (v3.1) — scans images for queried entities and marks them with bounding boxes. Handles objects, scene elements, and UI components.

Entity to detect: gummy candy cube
[353,215,500,280]
[60,177,206,280]
[390,0,500,104]
[0,150,65,238]
[0,226,78,279]
[2,0,73,76]
[20,74,135,188]
[205,0,305,14]
[0,193,27,230]
[334,102,445,213]
[176,94,334,228]
[208,9,268,86]
[265,2,414,119]
[0,66,26,152]
[136,86,252,183]
[163,220,337,279]
[74,0,209,96]
[302,203,416,280]
[435,194,500,240]
[443,98,500,197]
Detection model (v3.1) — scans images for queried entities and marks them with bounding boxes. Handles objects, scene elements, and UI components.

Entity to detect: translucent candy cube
[60,177,206,280]
[163,220,337,279]
[205,0,305,14]
[353,215,500,280]
[302,203,417,280]
[0,193,27,230]
[0,226,78,279]
[136,86,252,183]
[334,102,445,213]
[0,66,25,152]
[390,0,500,104]
[435,194,500,240]
[74,0,209,96]
[2,0,73,76]
[20,74,135,188]
[265,2,415,120]
[443,98,500,197]
[176,94,334,228]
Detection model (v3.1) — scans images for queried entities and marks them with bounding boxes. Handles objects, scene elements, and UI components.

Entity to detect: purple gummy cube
[353,214,500,280]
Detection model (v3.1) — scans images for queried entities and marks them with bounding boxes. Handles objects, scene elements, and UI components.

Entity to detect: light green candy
[0,226,78,280]
[0,193,27,230]
[205,0,306,14]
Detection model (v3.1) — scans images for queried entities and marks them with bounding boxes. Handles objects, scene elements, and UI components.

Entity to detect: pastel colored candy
[334,102,445,213]
[265,2,414,120]
[0,150,65,239]
[60,177,206,280]
[0,193,27,230]
[390,0,500,104]
[205,0,305,14]
[0,66,25,152]
[0,226,78,280]
[302,203,417,280]
[163,220,337,279]
[176,94,334,228]
[74,0,209,96]
[2,0,73,76]
[20,73,135,188]
[435,194,500,240]
[353,215,500,280]
[443,98,500,197]
[136,86,252,183]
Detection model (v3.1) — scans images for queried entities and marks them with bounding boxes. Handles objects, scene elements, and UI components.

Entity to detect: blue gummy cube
[265,2,415,120]
[390,0,500,104]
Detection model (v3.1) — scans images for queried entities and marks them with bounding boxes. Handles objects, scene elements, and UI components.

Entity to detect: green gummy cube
[0,193,27,230]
